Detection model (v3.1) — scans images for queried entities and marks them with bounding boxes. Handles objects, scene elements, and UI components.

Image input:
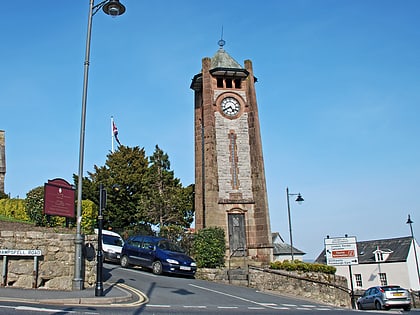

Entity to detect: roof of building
[210,47,242,69]
[272,232,306,256]
[190,42,250,91]
[314,236,413,264]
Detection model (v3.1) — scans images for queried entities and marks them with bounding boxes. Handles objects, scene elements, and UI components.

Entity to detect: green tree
[145,145,194,230]
[75,145,194,234]
[75,146,150,230]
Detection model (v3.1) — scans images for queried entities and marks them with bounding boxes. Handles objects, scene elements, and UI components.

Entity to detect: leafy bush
[270,260,336,275]
[191,227,226,268]
[0,198,28,221]
[80,199,97,234]
[25,186,49,226]
[25,186,65,227]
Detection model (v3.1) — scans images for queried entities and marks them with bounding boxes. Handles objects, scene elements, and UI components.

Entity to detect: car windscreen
[103,234,123,246]
[157,240,184,253]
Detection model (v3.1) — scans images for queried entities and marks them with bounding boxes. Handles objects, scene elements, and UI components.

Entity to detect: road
[0,263,416,314]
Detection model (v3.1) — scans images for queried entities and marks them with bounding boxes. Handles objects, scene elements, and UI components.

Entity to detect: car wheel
[152,261,163,275]
[120,255,130,268]
[357,302,363,310]
[375,301,382,310]
[403,305,411,311]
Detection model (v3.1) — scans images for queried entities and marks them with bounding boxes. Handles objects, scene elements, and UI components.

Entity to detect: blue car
[120,235,197,276]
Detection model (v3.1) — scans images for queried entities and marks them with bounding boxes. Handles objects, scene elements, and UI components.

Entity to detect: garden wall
[196,266,352,308]
[0,230,96,290]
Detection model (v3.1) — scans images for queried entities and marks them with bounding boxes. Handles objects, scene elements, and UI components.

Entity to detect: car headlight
[190,262,197,267]
[166,259,179,264]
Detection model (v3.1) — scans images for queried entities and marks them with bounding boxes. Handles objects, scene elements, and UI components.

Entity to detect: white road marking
[16,306,84,313]
[146,304,171,308]
[189,283,279,309]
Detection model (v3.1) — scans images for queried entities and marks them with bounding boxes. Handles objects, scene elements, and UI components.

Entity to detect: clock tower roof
[190,42,250,91]
[210,47,242,70]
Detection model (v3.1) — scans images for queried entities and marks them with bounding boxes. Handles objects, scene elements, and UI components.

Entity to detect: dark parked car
[357,285,411,311]
[120,235,197,277]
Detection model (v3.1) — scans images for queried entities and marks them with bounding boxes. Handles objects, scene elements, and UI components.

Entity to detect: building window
[234,79,241,89]
[355,274,362,287]
[217,78,224,88]
[375,251,384,262]
[379,273,387,286]
[225,78,233,88]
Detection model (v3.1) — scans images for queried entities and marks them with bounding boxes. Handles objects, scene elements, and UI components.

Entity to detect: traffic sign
[325,236,359,266]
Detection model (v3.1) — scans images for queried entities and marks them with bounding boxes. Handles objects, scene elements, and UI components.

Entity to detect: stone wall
[0,230,96,290]
[196,266,352,308]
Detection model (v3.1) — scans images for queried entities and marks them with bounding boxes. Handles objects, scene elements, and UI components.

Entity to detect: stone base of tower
[226,247,273,269]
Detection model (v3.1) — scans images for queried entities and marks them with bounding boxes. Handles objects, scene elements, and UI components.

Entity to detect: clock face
[221,97,240,116]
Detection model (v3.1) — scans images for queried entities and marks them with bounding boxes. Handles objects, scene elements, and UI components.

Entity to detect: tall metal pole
[73,0,94,291]
[95,184,106,296]
[407,214,420,287]
[286,187,294,261]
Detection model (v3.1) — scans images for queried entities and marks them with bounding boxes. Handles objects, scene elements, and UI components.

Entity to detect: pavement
[0,282,148,307]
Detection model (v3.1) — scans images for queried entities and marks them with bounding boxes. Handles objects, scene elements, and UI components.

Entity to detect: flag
[113,120,121,146]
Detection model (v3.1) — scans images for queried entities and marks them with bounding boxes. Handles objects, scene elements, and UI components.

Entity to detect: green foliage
[74,145,194,234]
[0,191,8,199]
[25,186,47,226]
[24,186,60,227]
[144,146,194,229]
[80,199,97,235]
[270,260,336,275]
[0,198,28,221]
[191,227,226,268]
[123,222,154,239]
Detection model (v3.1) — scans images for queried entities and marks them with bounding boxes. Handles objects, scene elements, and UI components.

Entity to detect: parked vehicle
[120,235,197,276]
[357,285,411,311]
[95,229,124,263]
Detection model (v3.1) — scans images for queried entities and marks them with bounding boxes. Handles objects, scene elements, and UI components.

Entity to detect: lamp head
[295,193,304,204]
[103,0,126,17]
[407,214,413,225]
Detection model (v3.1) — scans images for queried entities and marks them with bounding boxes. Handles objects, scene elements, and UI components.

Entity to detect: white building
[315,236,420,292]
[272,232,305,262]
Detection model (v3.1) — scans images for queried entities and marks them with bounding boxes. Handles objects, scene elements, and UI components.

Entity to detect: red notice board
[44,178,75,218]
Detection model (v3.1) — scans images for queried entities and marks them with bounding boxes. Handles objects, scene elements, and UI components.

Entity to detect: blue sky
[1,1,419,260]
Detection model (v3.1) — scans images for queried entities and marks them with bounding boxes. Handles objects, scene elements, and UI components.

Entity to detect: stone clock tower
[191,41,272,264]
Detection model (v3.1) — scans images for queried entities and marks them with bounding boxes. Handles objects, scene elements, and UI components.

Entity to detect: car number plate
[393,293,403,296]
[180,266,191,271]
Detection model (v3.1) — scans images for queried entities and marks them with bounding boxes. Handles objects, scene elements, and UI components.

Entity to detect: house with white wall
[272,232,305,262]
[315,236,420,292]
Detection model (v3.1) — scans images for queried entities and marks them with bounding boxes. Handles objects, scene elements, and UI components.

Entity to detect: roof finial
[218,26,225,49]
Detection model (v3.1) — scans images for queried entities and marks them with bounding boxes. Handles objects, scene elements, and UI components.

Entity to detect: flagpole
[111,116,114,153]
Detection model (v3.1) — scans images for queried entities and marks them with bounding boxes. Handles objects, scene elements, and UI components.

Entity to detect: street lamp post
[73,0,126,291]
[286,187,304,262]
[406,214,420,287]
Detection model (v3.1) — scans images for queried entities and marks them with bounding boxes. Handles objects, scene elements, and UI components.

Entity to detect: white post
[111,116,114,153]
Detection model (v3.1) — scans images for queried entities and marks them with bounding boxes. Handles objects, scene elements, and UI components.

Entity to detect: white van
[95,229,124,263]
